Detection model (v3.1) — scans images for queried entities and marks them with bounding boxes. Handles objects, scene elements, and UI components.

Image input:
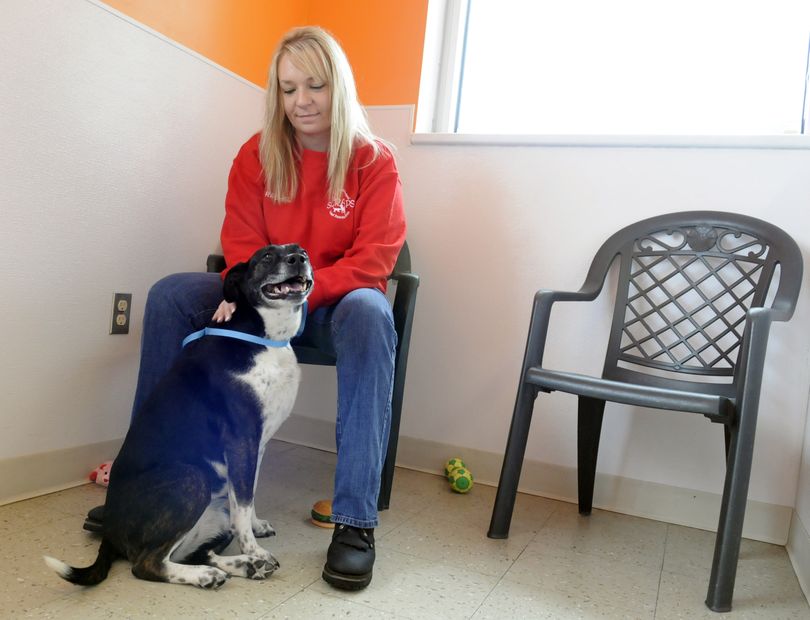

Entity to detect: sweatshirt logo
[326,191,356,220]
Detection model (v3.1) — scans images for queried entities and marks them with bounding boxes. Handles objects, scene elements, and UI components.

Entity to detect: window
[417,0,810,136]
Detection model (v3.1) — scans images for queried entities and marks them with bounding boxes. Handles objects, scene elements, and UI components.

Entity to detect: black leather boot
[83,504,104,532]
[322,524,375,590]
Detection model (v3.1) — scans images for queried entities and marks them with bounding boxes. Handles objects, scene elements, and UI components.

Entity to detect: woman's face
[278,53,332,151]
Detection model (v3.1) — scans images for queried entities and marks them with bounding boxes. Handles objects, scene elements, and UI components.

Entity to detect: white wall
[790,395,810,593]
[2,0,809,571]
[0,0,262,462]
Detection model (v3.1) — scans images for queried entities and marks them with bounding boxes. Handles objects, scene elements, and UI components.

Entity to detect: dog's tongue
[274,281,305,294]
[287,281,305,292]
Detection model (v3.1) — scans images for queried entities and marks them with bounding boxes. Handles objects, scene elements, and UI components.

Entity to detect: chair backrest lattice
[603,219,786,387]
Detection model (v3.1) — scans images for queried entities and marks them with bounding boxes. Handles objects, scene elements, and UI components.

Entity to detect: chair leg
[377,420,398,511]
[577,396,605,515]
[377,355,406,511]
[488,383,537,539]
[723,425,731,460]
[705,416,757,612]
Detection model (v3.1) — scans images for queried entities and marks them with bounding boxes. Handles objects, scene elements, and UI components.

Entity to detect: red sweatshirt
[221,133,406,311]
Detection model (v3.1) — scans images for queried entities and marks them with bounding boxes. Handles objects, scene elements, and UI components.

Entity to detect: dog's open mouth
[261,275,313,299]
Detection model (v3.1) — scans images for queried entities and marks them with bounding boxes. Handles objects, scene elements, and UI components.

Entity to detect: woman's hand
[212,300,237,323]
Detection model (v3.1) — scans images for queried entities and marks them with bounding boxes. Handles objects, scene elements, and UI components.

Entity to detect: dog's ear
[223,262,249,303]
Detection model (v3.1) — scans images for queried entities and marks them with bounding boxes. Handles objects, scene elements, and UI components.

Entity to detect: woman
[89,26,405,591]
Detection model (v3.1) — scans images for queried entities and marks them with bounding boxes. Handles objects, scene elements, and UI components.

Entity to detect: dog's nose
[286,253,307,265]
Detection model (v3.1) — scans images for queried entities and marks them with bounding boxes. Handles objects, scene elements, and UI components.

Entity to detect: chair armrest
[524,284,604,372]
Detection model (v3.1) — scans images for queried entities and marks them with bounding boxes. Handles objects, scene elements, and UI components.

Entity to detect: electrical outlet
[110,293,132,334]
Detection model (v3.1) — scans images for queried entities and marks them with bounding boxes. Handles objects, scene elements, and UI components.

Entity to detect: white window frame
[416,0,469,134]
[414,0,810,150]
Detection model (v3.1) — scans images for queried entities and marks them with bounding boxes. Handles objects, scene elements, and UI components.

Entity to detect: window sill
[410,133,810,150]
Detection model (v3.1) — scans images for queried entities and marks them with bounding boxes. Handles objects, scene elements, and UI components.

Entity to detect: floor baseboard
[0,439,122,506]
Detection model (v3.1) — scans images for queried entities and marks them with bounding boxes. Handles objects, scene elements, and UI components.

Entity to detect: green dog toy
[444,457,466,479]
[449,467,474,493]
[444,457,473,493]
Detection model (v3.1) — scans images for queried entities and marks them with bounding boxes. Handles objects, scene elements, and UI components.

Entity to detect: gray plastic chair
[207,241,419,511]
[487,211,802,612]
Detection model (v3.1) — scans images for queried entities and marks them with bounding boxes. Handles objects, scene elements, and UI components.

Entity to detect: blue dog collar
[182,302,307,349]
[182,327,289,349]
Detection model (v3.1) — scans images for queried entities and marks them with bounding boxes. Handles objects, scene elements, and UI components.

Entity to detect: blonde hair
[260,26,381,203]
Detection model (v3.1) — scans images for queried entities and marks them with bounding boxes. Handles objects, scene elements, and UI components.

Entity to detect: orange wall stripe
[309,0,428,106]
[102,0,428,105]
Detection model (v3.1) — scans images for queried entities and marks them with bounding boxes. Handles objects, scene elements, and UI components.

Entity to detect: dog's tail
[44,538,116,586]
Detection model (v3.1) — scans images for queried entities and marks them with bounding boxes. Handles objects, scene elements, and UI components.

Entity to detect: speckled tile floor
[3,440,808,619]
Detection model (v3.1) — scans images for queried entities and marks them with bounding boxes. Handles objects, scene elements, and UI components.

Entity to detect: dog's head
[223,244,313,309]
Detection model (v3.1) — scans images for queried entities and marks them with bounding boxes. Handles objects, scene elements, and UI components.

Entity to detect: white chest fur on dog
[237,304,306,444]
[236,346,301,445]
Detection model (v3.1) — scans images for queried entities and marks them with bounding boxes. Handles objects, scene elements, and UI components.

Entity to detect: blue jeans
[133,272,396,528]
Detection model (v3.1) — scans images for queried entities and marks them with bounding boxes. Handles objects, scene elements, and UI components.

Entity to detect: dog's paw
[245,555,279,580]
[197,567,229,590]
[252,518,276,538]
[256,548,280,569]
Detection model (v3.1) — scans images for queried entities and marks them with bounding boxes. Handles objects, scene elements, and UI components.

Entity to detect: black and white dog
[45,244,312,589]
